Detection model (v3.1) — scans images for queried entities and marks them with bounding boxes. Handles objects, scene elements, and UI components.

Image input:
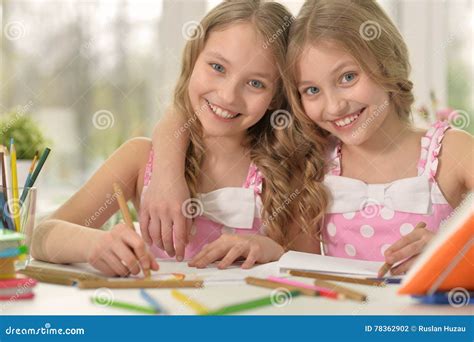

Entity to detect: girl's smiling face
[188,22,278,138]
[297,41,391,146]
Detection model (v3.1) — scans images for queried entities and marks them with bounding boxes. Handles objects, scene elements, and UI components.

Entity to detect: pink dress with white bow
[141,151,264,259]
[321,121,454,261]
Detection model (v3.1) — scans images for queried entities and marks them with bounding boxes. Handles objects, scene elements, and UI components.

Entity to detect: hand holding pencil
[378,222,432,277]
[86,183,159,277]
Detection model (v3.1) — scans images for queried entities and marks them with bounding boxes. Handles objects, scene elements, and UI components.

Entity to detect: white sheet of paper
[278,251,384,277]
[154,259,281,284]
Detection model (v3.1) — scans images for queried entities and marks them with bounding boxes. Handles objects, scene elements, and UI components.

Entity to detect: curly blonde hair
[173,0,317,246]
[281,0,417,240]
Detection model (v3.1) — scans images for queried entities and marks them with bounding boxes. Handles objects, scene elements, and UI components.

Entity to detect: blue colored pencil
[140,289,168,314]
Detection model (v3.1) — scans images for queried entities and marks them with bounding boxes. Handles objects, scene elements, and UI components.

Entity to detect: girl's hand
[87,223,159,277]
[139,175,191,261]
[188,234,285,270]
[383,226,434,275]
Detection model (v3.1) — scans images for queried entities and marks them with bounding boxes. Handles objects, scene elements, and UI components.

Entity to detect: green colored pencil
[20,147,50,203]
[90,296,157,315]
[205,290,301,315]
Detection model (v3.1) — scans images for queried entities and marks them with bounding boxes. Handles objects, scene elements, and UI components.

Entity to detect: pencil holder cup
[1,186,37,269]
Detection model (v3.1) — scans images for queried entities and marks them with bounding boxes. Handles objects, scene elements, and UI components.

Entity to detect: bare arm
[31,138,158,276]
[438,129,474,207]
[139,107,192,261]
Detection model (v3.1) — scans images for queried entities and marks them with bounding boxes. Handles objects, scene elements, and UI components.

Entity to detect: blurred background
[1,0,473,216]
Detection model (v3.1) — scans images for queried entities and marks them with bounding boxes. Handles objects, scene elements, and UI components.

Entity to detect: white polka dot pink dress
[141,150,264,260]
[322,120,454,261]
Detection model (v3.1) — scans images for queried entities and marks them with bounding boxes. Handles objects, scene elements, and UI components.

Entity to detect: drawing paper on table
[279,251,385,277]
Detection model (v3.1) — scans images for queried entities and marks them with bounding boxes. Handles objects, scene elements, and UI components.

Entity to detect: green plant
[0,111,49,159]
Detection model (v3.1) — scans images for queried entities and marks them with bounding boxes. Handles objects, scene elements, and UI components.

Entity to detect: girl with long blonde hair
[285,0,473,275]
[32,0,326,275]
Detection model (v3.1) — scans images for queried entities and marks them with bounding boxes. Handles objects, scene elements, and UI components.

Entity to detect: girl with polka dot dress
[285,0,473,275]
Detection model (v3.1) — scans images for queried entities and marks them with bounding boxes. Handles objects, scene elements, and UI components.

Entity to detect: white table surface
[1,261,472,316]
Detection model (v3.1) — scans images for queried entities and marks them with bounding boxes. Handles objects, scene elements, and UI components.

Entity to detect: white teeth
[207,101,238,119]
[334,111,362,127]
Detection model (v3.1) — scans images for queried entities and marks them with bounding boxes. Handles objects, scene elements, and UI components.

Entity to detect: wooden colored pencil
[20,148,51,203]
[206,290,301,315]
[19,266,104,286]
[289,270,385,287]
[77,278,203,289]
[314,279,367,302]
[0,148,14,230]
[267,276,342,300]
[113,182,150,278]
[377,221,427,277]
[246,276,315,296]
[9,139,20,232]
[140,289,168,314]
[22,151,38,191]
[171,289,209,314]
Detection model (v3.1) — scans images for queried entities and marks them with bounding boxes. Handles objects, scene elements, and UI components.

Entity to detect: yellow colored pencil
[10,138,20,232]
[113,182,150,278]
[171,289,209,315]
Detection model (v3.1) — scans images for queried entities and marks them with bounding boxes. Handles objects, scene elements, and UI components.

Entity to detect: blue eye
[342,72,357,83]
[211,63,225,73]
[305,86,320,95]
[249,80,264,89]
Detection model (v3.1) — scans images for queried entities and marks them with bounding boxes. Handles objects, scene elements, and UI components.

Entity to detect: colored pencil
[289,270,385,287]
[91,296,156,314]
[22,151,38,191]
[171,289,209,315]
[140,289,168,314]
[113,182,150,278]
[0,147,14,230]
[206,290,301,315]
[20,148,50,203]
[267,276,342,299]
[9,139,20,232]
[314,279,367,302]
[246,276,314,296]
[377,221,427,277]
[77,278,203,289]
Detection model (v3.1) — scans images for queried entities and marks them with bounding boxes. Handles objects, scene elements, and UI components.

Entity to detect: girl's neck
[203,134,248,162]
